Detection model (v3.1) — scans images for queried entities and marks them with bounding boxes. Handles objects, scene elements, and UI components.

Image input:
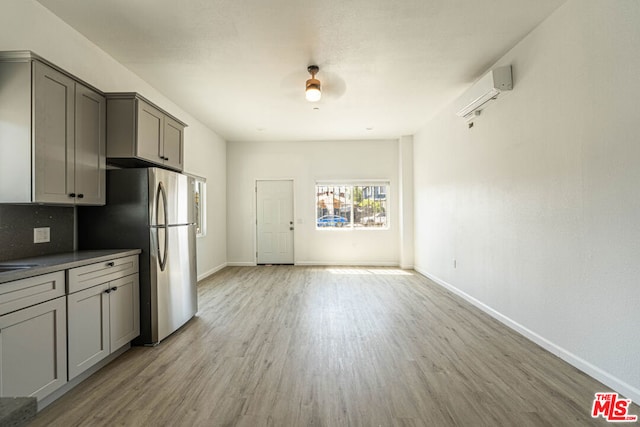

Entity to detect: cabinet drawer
[0,271,65,316]
[68,255,139,293]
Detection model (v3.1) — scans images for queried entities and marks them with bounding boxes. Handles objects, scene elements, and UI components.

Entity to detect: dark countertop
[0,397,37,427]
[0,249,141,284]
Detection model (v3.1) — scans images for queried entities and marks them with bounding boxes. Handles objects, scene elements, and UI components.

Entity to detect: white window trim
[315,181,390,231]
[192,175,207,238]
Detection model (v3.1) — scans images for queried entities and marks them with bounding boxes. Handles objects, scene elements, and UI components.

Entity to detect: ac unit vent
[456,65,512,121]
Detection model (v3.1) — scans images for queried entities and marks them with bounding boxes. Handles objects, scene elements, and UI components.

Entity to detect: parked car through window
[315,183,389,229]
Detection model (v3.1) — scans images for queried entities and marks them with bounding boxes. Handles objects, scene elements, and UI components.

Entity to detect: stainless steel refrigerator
[78,167,197,345]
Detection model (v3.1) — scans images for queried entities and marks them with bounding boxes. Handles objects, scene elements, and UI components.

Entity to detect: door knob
[290,227,294,231]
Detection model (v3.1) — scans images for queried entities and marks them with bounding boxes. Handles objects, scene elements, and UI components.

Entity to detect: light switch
[34,227,50,244]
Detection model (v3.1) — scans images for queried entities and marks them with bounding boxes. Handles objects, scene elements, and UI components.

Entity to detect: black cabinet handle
[104,289,111,294]
[111,287,117,292]
[69,193,76,198]
[77,194,84,199]
[106,262,115,267]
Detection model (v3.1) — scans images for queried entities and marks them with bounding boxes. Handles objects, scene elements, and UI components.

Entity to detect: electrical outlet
[34,227,50,244]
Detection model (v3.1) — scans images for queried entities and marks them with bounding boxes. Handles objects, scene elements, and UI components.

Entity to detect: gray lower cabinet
[108,274,141,351]
[67,282,109,380]
[106,93,186,171]
[0,51,106,205]
[0,273,67,401]
[67,258,140,380]
[0,253,139,404]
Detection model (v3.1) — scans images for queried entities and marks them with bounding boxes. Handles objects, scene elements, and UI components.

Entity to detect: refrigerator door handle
[156,181,169,271]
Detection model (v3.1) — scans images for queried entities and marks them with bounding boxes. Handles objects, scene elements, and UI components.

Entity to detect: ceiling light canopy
[305,65,321,102]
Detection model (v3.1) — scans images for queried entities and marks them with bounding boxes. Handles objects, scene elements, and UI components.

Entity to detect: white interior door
[257,180,294,264]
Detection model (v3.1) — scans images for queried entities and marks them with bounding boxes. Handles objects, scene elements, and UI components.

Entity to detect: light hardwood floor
[29,266,634,426]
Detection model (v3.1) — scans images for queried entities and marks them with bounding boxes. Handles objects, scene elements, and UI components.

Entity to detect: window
[316,183,389,229]
[194,177,206,237]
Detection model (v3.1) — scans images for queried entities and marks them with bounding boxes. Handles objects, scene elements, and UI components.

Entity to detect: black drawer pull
[111,287,117,292]
[106,262,115,267]
[69,193,76,198]
[77,194,84,199]
[104,289,111,294]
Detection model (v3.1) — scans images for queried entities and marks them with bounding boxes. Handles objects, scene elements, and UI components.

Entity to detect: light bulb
[305,66,321,102]
[306,86,321,102]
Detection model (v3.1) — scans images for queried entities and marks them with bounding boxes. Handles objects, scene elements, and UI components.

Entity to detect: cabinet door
[136,100,164,164]
[67,283,109,380]
[33,61,75,204]
[109,274,140,351]
[163,116,184,171]
[75,84,106,205]
[0,296,67,401]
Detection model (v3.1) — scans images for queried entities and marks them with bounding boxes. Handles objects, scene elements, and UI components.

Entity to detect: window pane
[354,185,387,228]
[316,185,352,228]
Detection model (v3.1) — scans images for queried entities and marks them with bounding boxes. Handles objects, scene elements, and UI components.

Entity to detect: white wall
[227,140,400,265]
[185,133,227,280]
[414,0,640,402]
[0,0,227,279]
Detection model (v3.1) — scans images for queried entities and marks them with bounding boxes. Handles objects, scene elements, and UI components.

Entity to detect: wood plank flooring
[28,266,634,426]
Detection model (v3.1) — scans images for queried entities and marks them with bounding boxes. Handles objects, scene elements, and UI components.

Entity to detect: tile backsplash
[0,205,74,261]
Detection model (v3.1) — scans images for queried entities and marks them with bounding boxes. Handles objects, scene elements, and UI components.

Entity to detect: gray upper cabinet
[33,62,75,204]
[74,84,107,205]
[0,51,106,205]
[163,116,184,171]
[106,93,186,171]
[136,101,165,164]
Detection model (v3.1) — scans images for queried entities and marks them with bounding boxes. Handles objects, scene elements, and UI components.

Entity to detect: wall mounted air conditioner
[456,65,512,121]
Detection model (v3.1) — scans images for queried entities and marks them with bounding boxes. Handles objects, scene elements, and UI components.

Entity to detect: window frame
[193,176,207,238]
[315,181,390,231]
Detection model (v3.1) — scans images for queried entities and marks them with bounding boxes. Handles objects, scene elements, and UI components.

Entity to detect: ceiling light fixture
[305,65,321,102]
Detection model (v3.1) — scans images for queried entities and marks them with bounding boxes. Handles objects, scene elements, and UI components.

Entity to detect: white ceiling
[37,0,565,142]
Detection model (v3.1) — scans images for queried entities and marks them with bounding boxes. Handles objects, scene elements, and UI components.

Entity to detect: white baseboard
[197,262,227,281]
[295,261,399,267]
[226,261,256,267]
[414,266,640,404]
[226,261,401,268]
